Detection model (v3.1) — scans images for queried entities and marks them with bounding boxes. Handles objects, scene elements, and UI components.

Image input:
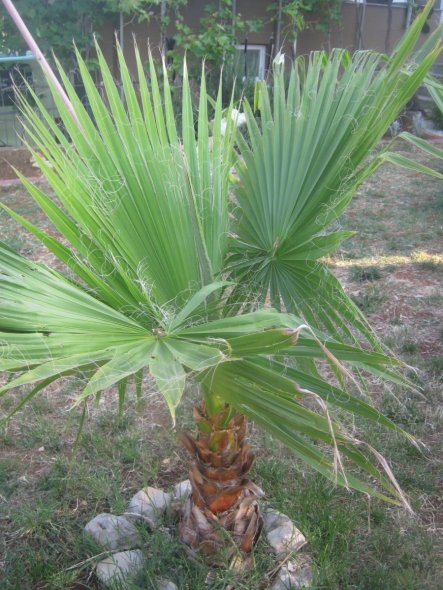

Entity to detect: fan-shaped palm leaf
[228,4,441,348]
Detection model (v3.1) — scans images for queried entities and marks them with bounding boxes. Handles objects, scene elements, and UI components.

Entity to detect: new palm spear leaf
[1,2,442,564]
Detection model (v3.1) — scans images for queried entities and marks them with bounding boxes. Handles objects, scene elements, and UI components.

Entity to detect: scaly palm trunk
[179,402,264,567]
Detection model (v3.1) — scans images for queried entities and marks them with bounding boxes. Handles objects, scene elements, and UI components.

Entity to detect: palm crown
[0,1,441,526]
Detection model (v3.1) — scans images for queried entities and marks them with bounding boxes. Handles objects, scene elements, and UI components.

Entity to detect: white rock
[267,523,307,558]
[231,108,247,128]
[263,509,290,532]
[174,479,192,503]
[126,487,172,526]
[271,560,313,589]
[220,109,247,136]
[83,513,140,551]
[157,579,178,590]
[263,509,307,558]
[145,486,172,510]
[95,549,145,588]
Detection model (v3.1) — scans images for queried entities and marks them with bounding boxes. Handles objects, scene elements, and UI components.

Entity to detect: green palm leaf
[230,1,441,346]
[389,75,443,176]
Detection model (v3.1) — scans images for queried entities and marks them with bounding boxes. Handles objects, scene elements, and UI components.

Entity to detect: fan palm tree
[0,1,441,566]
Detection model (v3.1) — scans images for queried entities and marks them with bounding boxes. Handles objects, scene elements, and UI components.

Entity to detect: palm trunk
[179,402,263,568]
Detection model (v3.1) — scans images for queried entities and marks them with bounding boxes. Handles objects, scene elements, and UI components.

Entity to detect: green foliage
[173,0,262,69]
[0,0,262,72]
[395,58,443,174]
[427,74,443,115]
[268,0,345,41]
[0,2,441,508]
[0,0,114,65]
[105,0,165,16]
[228,13,443,345]
[0,1,192,66]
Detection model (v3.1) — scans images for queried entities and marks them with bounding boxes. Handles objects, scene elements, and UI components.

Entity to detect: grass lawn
[0,144,442,589]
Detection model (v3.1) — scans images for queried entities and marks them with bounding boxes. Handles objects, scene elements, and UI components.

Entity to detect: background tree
[269,0,344,56]
[173,0,262,70]
[0,0,117,65]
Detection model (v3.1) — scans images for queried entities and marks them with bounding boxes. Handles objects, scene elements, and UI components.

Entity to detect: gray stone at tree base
[157,579,178,590]
[95,550,145,589]
[263,509,290,533]
[83,513,141,551]
[173,479,192,503]
[126,487,172,526]
[271,559,313,590]
[85,489,312,589]
[263,509,307,558]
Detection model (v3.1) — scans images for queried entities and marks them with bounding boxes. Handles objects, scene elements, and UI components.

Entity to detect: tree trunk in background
[405,0,414,30]
[354,0,365,50]
[160,0,167,53]
[274,0,283,57]
[232,0,237,36]
[179,402,264,568]
[385,0,393,54]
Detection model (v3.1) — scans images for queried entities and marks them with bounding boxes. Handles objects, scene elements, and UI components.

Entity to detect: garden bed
[0,147,41,181]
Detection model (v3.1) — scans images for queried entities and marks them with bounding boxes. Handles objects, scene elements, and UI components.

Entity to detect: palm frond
[15,42,236,312]
[1,43,234,420]
[229,1,441,346]
[199,359,411,508]
[389,73,443,177]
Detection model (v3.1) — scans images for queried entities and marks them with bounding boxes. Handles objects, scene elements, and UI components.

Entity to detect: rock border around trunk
[83,480,313,589]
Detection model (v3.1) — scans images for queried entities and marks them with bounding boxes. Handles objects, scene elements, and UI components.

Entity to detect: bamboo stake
[1,0,83,133]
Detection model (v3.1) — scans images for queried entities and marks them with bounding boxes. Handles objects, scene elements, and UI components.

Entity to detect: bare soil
[0,147,41,181]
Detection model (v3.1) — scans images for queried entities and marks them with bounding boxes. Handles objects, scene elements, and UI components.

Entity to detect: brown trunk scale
[179,402,264,569]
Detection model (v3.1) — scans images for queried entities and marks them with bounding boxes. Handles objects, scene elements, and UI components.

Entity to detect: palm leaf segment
[0,3,440,507]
